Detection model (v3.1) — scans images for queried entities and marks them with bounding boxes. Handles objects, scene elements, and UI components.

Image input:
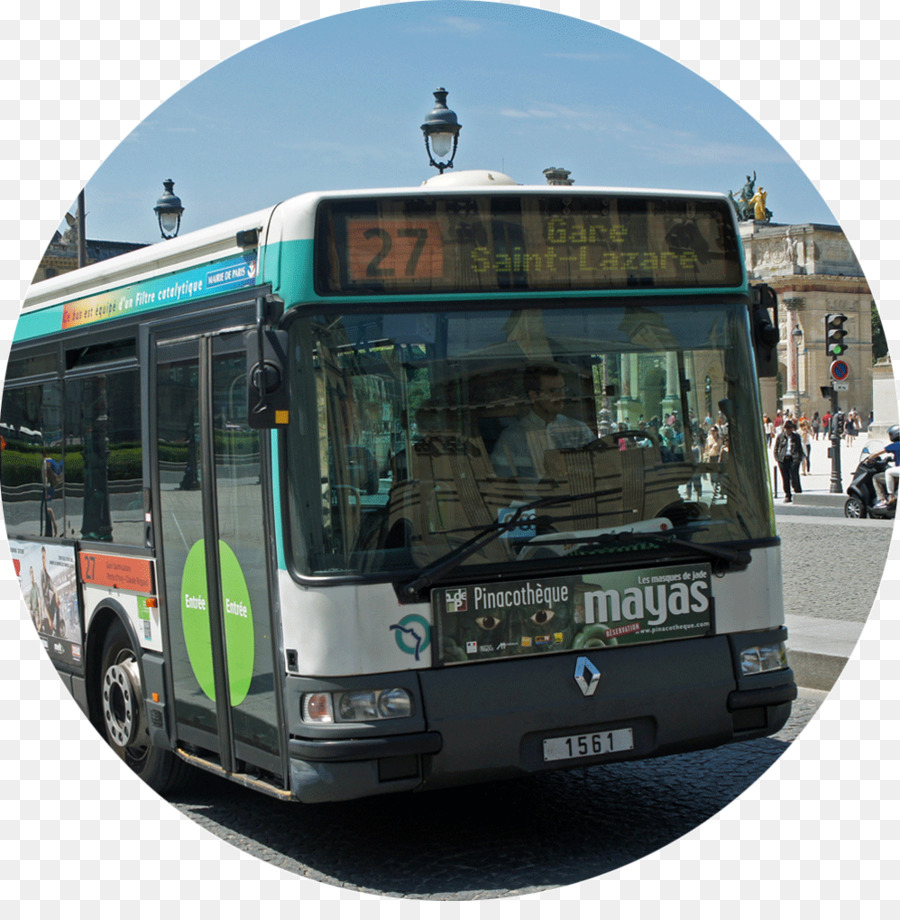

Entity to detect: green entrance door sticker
[181,540,255,707]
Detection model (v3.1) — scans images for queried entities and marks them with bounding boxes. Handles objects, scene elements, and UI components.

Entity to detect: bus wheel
[98,620,191,794]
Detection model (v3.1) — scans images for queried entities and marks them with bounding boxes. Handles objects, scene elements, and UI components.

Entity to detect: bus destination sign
[317,194,743,296]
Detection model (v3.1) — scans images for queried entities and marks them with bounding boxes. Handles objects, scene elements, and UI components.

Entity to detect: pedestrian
[812,411,821,440]
[799,419,812,474]
[763,415,774,447]
[773,419,803,503]
[845,410,858,448]
[40,449,62,537]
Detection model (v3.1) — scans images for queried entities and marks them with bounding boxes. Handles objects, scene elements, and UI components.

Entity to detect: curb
[791,491,847,508]
[784,613,861,692]
[785,650,849,692]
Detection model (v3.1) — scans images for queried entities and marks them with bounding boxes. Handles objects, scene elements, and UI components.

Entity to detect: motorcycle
[844,451,896,519]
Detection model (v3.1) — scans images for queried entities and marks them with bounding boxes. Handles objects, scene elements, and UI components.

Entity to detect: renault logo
[574,656,600,696]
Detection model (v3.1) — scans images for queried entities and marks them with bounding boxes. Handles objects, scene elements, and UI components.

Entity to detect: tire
[98,620,193,794]
[844,497,867,519]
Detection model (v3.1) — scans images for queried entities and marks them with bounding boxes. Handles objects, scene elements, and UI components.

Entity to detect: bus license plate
[542,728,634,763]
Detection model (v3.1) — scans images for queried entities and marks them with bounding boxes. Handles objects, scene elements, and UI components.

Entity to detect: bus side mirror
[751,284,780,378]
[246,329,289,428]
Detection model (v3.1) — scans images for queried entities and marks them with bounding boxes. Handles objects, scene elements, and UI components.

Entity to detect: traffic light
[825,312,848,357]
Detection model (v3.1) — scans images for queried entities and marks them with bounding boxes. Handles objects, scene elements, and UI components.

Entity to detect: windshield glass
[286,302,772,579]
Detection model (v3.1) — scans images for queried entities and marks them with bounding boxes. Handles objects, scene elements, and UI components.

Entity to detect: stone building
[31,217,145,284]
[740,221,877,423]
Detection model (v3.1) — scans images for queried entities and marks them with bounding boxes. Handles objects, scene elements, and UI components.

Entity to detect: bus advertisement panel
[10,540,81,668]
[435,561,714,664]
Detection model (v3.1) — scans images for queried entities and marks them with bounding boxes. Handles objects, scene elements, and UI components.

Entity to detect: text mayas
[584,570,711,627]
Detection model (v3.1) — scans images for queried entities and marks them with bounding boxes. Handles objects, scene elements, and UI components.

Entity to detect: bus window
[1,382,63,539]
[287,302,772,580]
[65,369,143,544]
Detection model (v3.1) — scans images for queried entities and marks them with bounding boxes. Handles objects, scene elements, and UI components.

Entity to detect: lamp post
[154,178,184,239]
[791,324,803,417]
[76,189,87,268]
[421,88,461,174]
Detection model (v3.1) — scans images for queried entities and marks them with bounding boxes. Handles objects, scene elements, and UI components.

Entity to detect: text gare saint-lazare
[468,218,702,276]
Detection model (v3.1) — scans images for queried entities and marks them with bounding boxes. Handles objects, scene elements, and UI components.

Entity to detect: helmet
[890,425,900,443]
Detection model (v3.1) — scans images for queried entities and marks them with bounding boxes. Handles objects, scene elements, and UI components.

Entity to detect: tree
[872,301,888,362]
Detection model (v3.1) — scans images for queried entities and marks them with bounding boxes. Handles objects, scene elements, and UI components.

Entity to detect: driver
[868,424,900,508]
[490,365,593,478]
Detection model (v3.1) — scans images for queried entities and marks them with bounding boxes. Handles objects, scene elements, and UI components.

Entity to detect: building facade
[31,221,145,284]
[740,221,877,424]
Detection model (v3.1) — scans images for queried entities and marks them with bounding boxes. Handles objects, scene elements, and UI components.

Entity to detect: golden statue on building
[729,171,772,222]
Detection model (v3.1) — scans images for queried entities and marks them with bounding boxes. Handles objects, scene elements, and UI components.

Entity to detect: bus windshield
[285,301,772,579]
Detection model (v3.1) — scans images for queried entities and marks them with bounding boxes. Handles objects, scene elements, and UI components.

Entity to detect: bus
[2,171,796,802]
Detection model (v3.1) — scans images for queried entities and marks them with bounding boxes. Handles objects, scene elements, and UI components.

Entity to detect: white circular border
[2,1,896,913]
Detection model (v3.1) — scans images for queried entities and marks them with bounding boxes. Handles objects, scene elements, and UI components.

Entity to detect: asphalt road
[167,687,824,898]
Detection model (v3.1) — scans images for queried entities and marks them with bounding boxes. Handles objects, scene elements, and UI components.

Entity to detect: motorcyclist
[865,424,900,508]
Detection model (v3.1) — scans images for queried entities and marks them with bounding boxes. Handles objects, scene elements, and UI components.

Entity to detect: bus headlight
[739,642,788,675]
[301,688,413,724]
[377,687,414,719]
[338,690,379,721]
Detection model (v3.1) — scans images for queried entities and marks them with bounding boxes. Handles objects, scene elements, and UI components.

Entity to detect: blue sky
[76,2,837,245]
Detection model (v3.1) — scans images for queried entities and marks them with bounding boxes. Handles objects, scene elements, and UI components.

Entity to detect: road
[778,505,891,627]
[166,686,824,898]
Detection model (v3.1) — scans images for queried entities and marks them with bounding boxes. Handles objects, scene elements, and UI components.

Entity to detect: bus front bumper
[283,631,796,803]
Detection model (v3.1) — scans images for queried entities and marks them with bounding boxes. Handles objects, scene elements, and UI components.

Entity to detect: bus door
[150,324,284,783]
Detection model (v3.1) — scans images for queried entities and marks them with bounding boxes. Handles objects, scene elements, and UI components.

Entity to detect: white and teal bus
[3,172,796,801]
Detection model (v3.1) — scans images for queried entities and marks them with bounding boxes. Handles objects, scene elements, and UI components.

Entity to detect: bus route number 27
[346,219,443,282]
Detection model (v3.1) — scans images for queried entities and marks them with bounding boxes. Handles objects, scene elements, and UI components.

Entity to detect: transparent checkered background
[2,1,898,914]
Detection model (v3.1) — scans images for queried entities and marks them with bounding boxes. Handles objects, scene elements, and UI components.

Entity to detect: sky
[73,1,838,246]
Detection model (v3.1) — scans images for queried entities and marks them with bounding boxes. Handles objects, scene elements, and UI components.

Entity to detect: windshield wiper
[398,488,616,599]
[557,527,751,571]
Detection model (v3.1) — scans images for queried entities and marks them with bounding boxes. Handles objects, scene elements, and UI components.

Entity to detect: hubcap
[102,657,142,748]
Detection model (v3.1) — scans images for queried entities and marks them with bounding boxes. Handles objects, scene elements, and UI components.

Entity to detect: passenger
[702,425,724,463]
[490,365,593,478]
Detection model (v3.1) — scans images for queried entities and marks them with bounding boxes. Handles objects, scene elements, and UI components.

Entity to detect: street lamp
[154,178,184,239]
[421,87,461,174]
[791,324,803,416]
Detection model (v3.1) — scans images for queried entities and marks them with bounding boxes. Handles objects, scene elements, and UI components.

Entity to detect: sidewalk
[769,429,878,690]
[768,428,868,507]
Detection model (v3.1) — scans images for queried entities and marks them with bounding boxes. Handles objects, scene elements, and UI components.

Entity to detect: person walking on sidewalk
[774,419,803,503]
[799,418,812,474]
